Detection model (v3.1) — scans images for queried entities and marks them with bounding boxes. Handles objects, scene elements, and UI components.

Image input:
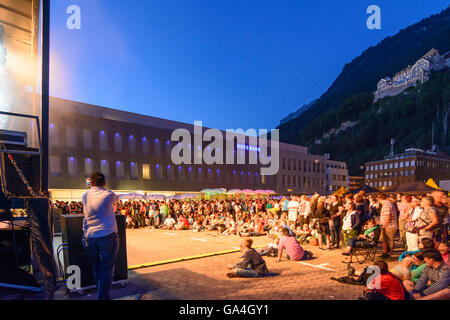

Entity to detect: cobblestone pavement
[125,229,402,300]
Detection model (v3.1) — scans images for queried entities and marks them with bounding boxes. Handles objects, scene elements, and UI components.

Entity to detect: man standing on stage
[81,171,119,300]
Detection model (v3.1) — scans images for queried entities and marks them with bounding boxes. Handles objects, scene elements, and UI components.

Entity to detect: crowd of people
[53,188,450,300]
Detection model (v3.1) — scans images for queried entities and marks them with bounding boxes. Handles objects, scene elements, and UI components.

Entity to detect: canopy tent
[385,181,440,194]
[332,186,349,196]
[117,193,145,200]
[349,185,380,194]
[425,178,444,190]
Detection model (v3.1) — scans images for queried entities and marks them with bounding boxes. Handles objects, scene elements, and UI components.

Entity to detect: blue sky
[49,0,449,131]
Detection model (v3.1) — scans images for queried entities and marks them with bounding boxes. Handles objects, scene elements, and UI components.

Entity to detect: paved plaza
[124,229,401,300]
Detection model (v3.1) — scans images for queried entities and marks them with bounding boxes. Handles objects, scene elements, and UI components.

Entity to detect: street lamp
[314,159,319,193]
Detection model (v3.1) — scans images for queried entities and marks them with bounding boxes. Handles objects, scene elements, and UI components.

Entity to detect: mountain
[279,99,317,125]
[277,7,450,174]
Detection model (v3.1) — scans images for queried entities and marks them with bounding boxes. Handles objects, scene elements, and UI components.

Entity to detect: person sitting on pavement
[405,248,450,300]
[160,214,176,230]
[361,260,405,300]
[276,227,313,262]
[226,238,270,278]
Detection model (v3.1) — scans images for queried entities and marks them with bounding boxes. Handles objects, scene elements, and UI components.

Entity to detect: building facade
[276,143,327,195]
[326,159,348,193]
[374,49,450,102]
[48,98,332,200]
[364,148,450,189]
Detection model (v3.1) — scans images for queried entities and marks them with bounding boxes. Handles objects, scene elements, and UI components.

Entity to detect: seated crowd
[52,189,449,300]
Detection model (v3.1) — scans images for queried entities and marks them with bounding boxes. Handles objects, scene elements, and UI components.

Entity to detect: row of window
[329,174,347,181]
[49,156,269,186]
[366,160,416,171]
[281,158,324,173]
[369,181,393,188]
[366,170,415,180]
[367,159,450,171]
[50,126,270,162]
[327,164,346,169]
[281,175,325,190]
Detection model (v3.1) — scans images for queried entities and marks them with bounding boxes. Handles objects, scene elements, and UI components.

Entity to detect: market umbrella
[425,178,443,190]
[227,189,242,194]
[332,186,349,196]
[241,189,255,194]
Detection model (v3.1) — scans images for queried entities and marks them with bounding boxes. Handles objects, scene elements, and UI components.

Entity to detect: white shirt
[82,186,118,239]
[342,211,356,231]
[287,200,300,221]
[164,218,176,226]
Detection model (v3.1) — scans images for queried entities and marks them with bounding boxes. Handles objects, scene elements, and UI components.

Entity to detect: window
[411,160,415,166]
[384,164,388,170]
[114,133,122,152]
[155,164,163,181]
[85,158,94,178]
[142,137,149,155]
[143,164,151,181]
[405,161,409,167]
[50,123,59,146]
[129,135,136,154]
[167,165,174,181]
[394,162,398,169]
[116,161,125,179]
[389,163,393,169]
[68,157,78,177]
[404,170,409,177]
[66,127,76,147]
[50,156,61,177]
[410,170,415,176]
[83,129,92,149]
[282,175,285,187]
[282,158,286,170]
[154,139,161,157]
[400,162,404,168]
[166,140,171,157]
[99,131,108,151]
[298,160,301,171]
[375,165,378,170]
[130,162,137,180]
[287,159,291,170]
[216,169,222,184]
[101,160,110,178]
[207,168,213,183]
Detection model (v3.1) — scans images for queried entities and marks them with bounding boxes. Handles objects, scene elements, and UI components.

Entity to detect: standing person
[398,195,412,249]
[431,191,448,243]
[329,195,342,248]
[297,195,311,227]
[81,172,119,300]
[378,193,398,259]
[287,196,300,228]
[414,196,439,244]
[405,197,423,251]
[312,197,331,250]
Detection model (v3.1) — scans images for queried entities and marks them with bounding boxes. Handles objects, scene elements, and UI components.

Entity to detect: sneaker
[226,273,239,278]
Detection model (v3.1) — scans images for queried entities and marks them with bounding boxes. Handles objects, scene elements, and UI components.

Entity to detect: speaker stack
[60,214,128,293]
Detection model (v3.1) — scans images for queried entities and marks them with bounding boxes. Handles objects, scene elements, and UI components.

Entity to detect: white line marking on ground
[191,238,207,242]
[231,247,240,250]
[164,232,177,236]
[298,262,336,272]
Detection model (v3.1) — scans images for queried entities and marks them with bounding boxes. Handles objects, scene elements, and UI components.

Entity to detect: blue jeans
[82,232,119,300]
[234,267,262,278]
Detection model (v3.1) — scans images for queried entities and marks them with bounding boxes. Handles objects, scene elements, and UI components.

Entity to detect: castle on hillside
[374,49,450,102]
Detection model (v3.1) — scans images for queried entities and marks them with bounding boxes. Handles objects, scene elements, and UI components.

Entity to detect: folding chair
[353,227,381,264]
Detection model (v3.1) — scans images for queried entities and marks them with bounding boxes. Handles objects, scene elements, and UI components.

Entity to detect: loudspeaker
[51,208,63,234]
[60,215,128,289]
[1,151,40,197]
